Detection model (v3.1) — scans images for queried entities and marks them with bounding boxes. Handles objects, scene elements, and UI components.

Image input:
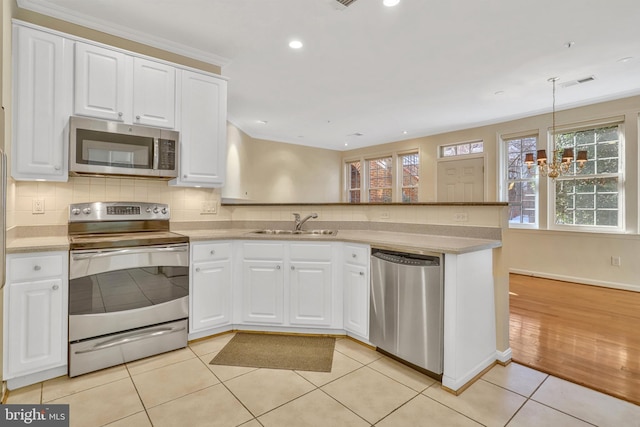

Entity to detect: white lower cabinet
[242,259,285,324]
[190,240,369,334]
[289,261,332,326]
[3,252,68,384]
[343,244,370,339]
[190,242,233,334]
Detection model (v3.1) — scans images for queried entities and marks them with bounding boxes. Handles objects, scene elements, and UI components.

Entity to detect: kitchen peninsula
[5,202,509,395]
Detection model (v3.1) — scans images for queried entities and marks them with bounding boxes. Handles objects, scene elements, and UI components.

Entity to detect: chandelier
[524,77,588,179]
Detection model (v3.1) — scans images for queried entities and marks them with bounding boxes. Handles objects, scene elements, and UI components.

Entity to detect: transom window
[441,140,484,158]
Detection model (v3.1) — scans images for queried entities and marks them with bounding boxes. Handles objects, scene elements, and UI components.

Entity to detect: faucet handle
[293,213,300,220]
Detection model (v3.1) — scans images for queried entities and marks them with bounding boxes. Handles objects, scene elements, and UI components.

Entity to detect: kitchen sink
[250,229,338,236]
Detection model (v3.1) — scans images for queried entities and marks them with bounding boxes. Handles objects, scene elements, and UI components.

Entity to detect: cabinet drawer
[191,242,231,262]
[243,242,285,260]
[290,243,333,261]
[9,253,65,281]
[343,244,369,266]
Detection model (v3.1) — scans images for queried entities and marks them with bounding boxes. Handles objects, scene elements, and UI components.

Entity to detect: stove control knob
[146,207,152,213]
[161,207,168,214]
[82,207,92,215]
[153,206,159,214]
[71,208,81,215]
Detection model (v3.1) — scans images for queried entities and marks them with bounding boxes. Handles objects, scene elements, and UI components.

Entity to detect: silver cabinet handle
[136,115,141,120]
[54,165,61,170]
[74,325,186,354]
[72,244,188,260]
[183,174,188,179]
[195,267,201,272]
[352,253,357,258]
[359,271,365,276]
[276,265,281,270]
[52,284,59,290]
[118,112,123,117]
[34,265,41,271]
[291,266,295,270]
[210,250,215,255]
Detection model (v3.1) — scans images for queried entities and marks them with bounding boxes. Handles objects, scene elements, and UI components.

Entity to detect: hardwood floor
[509,273,640,405]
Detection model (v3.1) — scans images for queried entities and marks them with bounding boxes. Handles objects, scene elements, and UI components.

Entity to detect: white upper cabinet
[12,24,72,181]
[171,70,227,187]
[74,43,176,128]
[74,42,130,122]
[133,58,176,128]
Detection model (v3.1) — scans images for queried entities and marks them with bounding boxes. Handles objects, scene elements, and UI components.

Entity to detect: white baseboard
[509,269,640,293]
[6,366,67,390]
[442,352,495,392]
[496,348,512,364]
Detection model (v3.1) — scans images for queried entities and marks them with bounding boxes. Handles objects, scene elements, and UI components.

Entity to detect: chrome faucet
[293,212,318,231]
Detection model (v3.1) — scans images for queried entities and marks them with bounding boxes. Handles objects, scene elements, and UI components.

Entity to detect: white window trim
[499,132,540,229]
[344,148,419,203]
[548,121,625,233]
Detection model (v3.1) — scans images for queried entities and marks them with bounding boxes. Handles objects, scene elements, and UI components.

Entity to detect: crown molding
[16,0,231,67]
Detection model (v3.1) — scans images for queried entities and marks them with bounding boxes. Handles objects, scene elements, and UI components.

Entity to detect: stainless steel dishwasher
[370,249,443,378]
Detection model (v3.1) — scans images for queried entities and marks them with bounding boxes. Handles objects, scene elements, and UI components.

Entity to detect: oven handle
[71,245,188,260]
[73,324,186,354]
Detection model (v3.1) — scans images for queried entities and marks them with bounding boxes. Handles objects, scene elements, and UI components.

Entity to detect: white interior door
[437,158,485,202]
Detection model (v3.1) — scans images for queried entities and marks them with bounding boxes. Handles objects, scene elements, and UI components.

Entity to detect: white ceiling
[17,0,640,151]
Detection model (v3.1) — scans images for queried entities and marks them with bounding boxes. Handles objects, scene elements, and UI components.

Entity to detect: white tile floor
[6,333,640,427]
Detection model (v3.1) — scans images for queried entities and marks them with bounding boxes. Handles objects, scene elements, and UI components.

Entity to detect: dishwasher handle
[372,249,440,267]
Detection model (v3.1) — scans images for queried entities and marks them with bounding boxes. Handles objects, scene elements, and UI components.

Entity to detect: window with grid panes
[505,135,538,226]
[400,153,419,202]
[347,161,361,203]
[553,124,623,229]
[368,157,392,202]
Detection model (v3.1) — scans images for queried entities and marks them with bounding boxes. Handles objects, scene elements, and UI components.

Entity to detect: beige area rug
[210,333,335,372]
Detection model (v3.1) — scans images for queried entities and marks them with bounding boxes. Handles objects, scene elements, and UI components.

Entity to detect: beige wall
[342,95,640,292]
[224,124,342,203]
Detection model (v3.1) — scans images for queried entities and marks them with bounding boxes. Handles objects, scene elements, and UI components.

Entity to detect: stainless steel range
[68,202,189,377]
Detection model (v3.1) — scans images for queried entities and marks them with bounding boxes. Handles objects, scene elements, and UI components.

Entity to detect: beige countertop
[177,228,501,255]
[6,228,501,255]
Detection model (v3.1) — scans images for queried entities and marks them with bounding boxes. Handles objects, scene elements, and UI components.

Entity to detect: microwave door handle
[71,245,188,260]
[152,138,159,170]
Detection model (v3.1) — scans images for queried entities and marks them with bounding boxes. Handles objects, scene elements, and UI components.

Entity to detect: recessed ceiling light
[257,120,268,124]
[402,130,408,135]
[383,0,400,6]
[289,40,303,49]
[564,41,575,49]
[494,90,505,96]
[618,57,633,63]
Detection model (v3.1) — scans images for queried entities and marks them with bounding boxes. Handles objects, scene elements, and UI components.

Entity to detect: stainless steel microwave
[69,116,179,179]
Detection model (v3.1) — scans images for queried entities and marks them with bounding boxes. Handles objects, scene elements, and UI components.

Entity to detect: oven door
[69,243,189,342]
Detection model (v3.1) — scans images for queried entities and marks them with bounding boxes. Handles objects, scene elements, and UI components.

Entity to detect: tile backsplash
[8,177,507,230]
[8,176,227,227]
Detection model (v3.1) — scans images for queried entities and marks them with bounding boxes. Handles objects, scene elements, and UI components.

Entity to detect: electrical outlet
[380,211,390,219]
[454,212,468,222]
[201,201,217,215]
[611,256,621,266]
[32,198,44,214]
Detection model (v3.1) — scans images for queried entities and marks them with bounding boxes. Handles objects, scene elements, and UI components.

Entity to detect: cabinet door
[289,262,332,326]
[5,279,66,378]
[191,260,232,332]
[173,70,227,187]
[74,42,131,121]
[12,25,71,181]
[133,58,176,128]
[343,263,369,339]
[242,260,284,324]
